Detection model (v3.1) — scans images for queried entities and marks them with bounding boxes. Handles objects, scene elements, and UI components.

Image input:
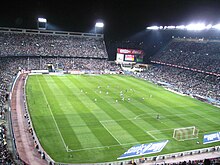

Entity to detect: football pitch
[26,74,220,163]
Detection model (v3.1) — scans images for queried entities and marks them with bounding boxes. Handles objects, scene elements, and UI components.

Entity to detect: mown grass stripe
[52,76,122,147]
[68,76,146,143]
[90,75,172,139]
[42,76,86,150]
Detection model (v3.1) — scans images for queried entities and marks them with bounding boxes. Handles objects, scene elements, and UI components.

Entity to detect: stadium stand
[0,67,16,164]
[0,31,108,58]
[151,38,220,74]
[0,123,14,164]
[0,56,121,72]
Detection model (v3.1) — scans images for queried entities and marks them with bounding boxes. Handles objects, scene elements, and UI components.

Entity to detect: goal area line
[175,137,199,142]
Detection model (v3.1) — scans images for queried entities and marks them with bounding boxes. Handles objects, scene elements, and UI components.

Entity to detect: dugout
[47,64,54,72]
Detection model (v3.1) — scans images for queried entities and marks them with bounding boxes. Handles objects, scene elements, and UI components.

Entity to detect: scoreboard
[116,48,144,63]
[124,55,135,61]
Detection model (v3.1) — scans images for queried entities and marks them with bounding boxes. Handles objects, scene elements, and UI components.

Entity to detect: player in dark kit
[157,114,160,120]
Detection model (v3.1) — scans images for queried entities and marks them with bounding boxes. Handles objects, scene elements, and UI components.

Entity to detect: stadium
[0,1,220,165]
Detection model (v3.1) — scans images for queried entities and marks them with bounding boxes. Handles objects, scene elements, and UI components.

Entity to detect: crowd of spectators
[130,156,220,165]
[151,38,220,74]
[0,57,21,122]
[0,56,121,72]
[0,125,12,164]
[0,32,108,58]
[0,56,21,164]
[0,123,15,164]
[154,157,220,165]
[138,65,220,101]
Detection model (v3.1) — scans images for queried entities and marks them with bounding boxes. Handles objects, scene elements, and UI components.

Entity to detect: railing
[7,71,22,163]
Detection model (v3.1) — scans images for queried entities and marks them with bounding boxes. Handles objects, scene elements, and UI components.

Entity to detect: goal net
[173,126,199,141]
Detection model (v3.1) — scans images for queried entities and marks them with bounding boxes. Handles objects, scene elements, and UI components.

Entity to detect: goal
[173,126,199,141]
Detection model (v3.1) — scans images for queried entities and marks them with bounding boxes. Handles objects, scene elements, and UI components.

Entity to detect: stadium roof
[1,0,220,40]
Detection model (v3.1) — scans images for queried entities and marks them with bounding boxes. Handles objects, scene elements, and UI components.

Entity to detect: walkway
[11,74,47,165]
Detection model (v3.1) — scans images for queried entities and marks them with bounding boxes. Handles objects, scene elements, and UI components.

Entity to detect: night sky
[1,0,220,41]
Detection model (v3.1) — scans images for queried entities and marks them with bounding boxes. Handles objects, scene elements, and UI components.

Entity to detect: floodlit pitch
[26,74,220,163]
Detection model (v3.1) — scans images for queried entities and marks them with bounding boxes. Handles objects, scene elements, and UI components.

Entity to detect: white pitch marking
[37,77,68,152]
[99,121,122,145]
[145,131,158,140]
[134,112,197,120]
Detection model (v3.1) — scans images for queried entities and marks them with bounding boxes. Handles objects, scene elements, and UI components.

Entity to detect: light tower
[95,22,104,34]
[37,18,47,30]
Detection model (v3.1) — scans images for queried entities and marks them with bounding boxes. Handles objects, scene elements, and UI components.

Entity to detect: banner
[118,140,169,160]
[117,48,144,55]
[203,132,220,144]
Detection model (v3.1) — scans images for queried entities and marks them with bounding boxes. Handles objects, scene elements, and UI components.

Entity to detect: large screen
[116,48,144,63]
[136,55,144,63]
[124,55,135,61]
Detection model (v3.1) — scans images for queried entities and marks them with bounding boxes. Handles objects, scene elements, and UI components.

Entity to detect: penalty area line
[99,121,122,145]
[145,131,158,140]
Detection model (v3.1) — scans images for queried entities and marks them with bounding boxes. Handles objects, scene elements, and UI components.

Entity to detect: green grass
[26,74,220,163]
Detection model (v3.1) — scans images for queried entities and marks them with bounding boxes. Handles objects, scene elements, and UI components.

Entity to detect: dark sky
[1,0,220,40]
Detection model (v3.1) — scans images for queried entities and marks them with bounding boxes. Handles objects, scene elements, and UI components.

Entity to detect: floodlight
[167,26,175,29]
[146,23,214,31]
[146,26,160,30]
[95,22,104,28]
[205,24,212,29]
[37,17,47,29]
[176,25,186,29]
[186,23,206,30]
[38,18,47,23]
[212,24,220,30]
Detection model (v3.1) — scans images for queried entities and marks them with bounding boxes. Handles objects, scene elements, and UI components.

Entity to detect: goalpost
[173,126,199,141]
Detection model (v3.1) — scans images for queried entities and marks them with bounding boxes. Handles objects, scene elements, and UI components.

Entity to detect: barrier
[7,71,22,163]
